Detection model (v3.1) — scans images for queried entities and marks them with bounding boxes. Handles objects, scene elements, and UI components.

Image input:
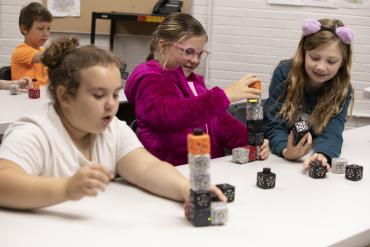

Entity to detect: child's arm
[116,147,226,202]
[0,159,111,209]
[31,50,43,64]
[263,62,292,156]
[312,90,352,160]
[0,77,32,90]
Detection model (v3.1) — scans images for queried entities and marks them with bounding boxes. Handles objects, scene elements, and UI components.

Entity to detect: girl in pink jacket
[125,13,269,166]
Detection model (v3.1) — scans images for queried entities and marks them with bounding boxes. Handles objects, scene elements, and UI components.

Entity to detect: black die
[345,164,363,181]
[246,120,264,133]
[216,183,235,202]
[248,132,264,146]
[256,168,276,189]
[309,160,327,179]
[189,206,211,227]
[292,120,309,144]
[189,189,211,209]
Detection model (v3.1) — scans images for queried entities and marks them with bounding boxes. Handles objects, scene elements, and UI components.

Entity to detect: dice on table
[211,202,228,225]
[189,189,211,209]
[216,183,235,203]
[308,160,327,179]
[232,147,249,164]
[256,167,276,189]
[292,120,309,144]
[345,164,363,181]
[9,84,19,95]
[331,157,347,174]
[28,88,40,99]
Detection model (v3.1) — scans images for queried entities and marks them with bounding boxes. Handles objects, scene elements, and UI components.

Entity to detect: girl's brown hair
[42,37,121,106]
[279,19,354,133]
[146,12,207,61]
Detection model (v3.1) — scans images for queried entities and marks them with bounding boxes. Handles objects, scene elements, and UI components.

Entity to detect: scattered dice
[216,183,235,203]
[28,88,40,99]
[331,157,347,174]
[345,164,363,181]
[292,120,309,144]
[256,167,276,189]
[308,160,327,179]
[9,84,19,95]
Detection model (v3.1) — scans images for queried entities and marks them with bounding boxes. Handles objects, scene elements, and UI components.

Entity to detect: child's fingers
[209,185,227,203]
[90,164,113,180]
[287,131,294,147]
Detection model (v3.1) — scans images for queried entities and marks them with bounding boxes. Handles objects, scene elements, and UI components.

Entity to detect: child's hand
[303,153,330,171]
[260,139,270,160]
[65,164,112,201]
[282,131,312,160]
[224,74,261,103]
[17,77,32,89]
[209,185,227,203]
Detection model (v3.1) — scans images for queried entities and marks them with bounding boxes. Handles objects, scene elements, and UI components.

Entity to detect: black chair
[227,99,266,126]
[228,101,247,126]
[0,66,11,80]
[116,101,135,126]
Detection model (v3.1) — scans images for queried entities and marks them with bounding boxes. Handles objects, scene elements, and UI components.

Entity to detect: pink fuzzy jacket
[124,60,247,166]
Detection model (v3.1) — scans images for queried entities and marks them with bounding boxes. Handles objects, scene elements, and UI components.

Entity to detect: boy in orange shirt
[11,2,52,85]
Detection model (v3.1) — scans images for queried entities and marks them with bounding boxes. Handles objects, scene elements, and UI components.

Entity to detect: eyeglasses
[174,44,209,60]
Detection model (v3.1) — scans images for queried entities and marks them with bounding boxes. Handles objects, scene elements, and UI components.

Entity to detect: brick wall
[1,0,369,123]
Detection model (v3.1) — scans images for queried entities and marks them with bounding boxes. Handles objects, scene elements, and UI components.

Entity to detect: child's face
[63,65,122,135]
[23,20,51,49]
[304,41,343,88]
[164,35,208,77]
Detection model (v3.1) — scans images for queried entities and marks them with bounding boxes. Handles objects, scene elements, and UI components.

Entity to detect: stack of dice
[186,128,228,227]
[232,80,264,164]
[28,79,40,99]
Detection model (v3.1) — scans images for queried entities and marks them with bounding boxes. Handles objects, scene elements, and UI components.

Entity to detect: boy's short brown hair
[19,2,53,35]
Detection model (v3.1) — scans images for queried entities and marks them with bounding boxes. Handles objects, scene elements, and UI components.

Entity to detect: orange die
[250,80,261,90]
[187,129,210,155]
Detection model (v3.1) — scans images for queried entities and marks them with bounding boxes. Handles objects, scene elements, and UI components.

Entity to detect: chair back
[116,101,135,126]
[0,66,11,80]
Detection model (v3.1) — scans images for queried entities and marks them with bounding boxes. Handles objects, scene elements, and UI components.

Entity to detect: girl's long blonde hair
[279,19,354,133]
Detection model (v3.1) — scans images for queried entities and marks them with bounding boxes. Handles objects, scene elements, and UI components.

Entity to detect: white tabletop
[0,87,127,134]
[0,126,369,247]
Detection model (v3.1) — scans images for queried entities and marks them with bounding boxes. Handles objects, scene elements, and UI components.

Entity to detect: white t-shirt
[0,104,142,177]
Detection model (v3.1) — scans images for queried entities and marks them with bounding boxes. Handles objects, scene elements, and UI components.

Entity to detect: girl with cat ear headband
[302,18,354,44]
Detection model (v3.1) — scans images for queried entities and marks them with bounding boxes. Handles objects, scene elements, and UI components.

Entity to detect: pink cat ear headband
[302,18,354,45]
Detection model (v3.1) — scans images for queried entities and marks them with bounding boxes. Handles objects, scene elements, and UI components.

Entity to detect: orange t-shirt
[11,43,48,85]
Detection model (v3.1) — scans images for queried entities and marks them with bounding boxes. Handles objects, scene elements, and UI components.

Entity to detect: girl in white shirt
[0,37,225,210]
